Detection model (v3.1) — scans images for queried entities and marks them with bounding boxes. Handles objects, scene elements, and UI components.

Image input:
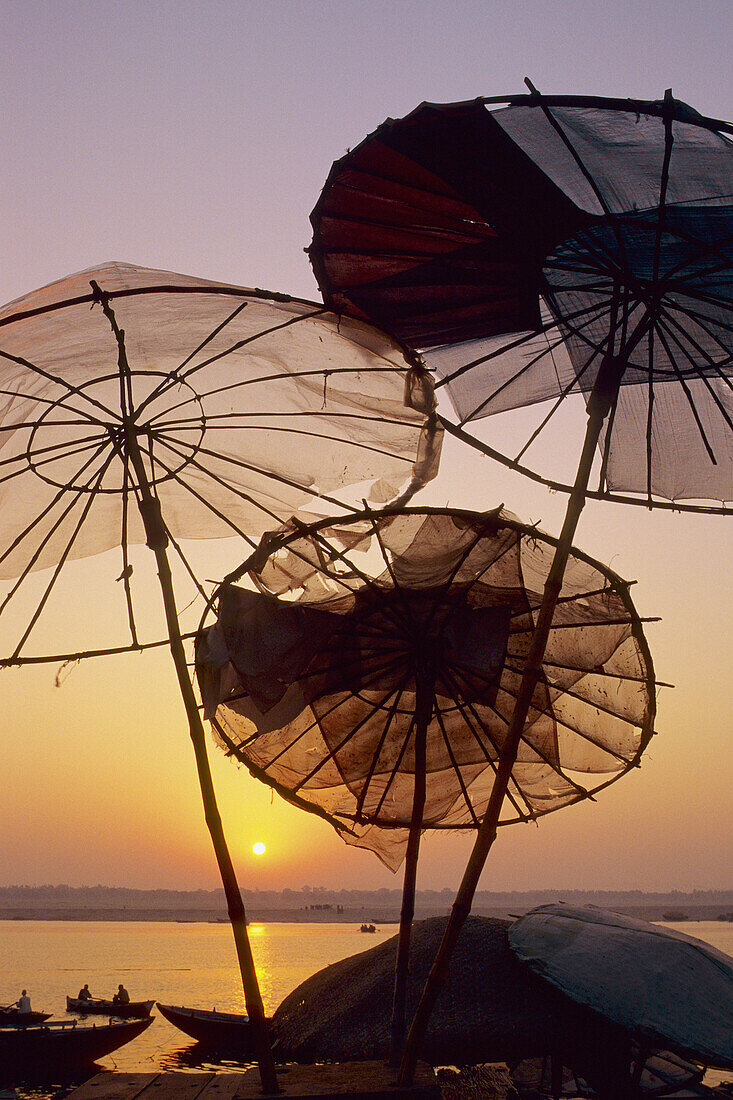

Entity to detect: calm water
[0,920,398,1079]
[1,918,732,1091]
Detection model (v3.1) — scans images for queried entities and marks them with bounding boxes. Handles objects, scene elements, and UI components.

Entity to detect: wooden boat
[0,1016,153,1075]
[0,1008,52,1027]
[156,1002,258,1052]
[66,995,154,1018]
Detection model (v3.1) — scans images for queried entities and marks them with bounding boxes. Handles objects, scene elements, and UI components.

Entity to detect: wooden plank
[194,1071,248,1100]
[66,1071,161,1100]
[67,1064,440,1100]
[233,1061,440,1098]
[140,1071,216,1100]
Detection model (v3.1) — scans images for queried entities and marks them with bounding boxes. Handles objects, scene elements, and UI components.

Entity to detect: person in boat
[78,983,92,1000]
[112,983,130,1005]
[15,990,31,1013]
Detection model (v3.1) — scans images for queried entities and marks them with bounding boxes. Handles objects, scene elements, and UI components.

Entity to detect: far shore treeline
[1,885,732,924]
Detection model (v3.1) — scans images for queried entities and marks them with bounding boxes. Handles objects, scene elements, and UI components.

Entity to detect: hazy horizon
[2,883,732,902]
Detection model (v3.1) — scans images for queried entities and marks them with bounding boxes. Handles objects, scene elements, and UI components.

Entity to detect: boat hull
[0,1017,153,1078]
[0,1010,52,1027]
[156,1003,257,1053]
[66,996,154,1019]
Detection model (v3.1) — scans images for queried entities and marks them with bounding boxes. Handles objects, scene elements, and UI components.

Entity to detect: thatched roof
[270,916,629,1073]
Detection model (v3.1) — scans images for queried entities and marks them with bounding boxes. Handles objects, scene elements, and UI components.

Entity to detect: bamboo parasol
[0,261,441,1090]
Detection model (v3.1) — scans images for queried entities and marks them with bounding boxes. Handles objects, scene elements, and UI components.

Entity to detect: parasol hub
[412,632,441,682]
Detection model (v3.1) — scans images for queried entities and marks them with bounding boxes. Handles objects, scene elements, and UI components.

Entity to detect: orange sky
[0,0,731,893]
[1,430,730,893]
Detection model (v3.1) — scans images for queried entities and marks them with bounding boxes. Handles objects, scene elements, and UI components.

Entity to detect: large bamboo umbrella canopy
[508,904,733,1072]
[269,916,574,1065]
[197,506,657,1061]
[307,90,732,1081]
[270,914,639,1095]
[0,261,440,1091]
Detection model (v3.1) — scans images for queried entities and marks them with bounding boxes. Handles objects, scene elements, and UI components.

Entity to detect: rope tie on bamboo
[139,496,168,551]
[587,355,626,421]
[322,369,332,408]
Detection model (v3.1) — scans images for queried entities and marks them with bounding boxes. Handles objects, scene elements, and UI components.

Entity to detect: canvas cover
[309,96,733,508]
[271,915,686,1094]
[509,903,733,1070]
[270,916,621,1068]
[198,509,656,870]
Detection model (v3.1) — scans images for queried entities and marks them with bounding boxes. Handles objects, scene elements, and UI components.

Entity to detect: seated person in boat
[78,983,92,1000]
[113,983,130,1004]
[16,990,31,1013]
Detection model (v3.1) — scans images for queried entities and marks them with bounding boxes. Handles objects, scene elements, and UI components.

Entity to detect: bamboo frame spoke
[151,417,417,472]
[0,435,116,593]
[368,709,418,822]
[0,345,122,425]
[140,308,329,419]
[437,663,533,820]
[439,303,608,421]
[651,313,725,461]
[494,674,636,767]
[433,705,481,827]
[153,431,396,520]
[147,361,412,430]
[118,449,138,648]
[659,303,733,388]
[242,655,410,771]
[9,450,118,659]
[0,630,199,667]
[134,435,300,538]
[354,673,414,818]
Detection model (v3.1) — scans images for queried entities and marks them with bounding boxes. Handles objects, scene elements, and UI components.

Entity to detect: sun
[252,842,267,857]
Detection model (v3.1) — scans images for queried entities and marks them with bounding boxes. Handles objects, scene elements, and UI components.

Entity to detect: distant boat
[0,1017,153,1075]
[156,1003,257,1052]
[359,924,376,933]
[0,1008,52,1027]
[66,996,154,1019]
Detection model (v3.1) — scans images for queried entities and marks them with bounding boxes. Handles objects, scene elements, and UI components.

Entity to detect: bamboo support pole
[98,287,279,1095]
[389,664,433,1066]
[128,449,280,1095]
[397,355,625,1086]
